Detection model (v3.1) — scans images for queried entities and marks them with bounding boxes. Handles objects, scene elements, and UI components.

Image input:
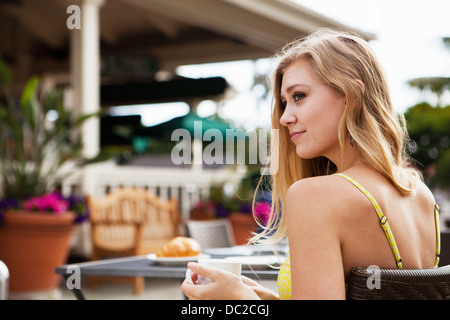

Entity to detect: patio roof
[0,0,375,159]
[0,0,375,77]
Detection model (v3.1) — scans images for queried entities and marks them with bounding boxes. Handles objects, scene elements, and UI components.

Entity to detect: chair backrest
[186,219,235,250]
[347,265,450,300]
[88,189,141,255]
[88,187,181,257]
[135,189,181,242]
[441,232,450,266]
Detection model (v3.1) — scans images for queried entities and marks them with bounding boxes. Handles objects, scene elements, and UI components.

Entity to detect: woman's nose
[279,108,296,127]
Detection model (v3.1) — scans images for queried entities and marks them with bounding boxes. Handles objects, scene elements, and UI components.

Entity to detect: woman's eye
[280,93,304,109]
[293,93,305,101]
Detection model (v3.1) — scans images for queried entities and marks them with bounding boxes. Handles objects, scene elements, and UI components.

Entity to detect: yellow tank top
[277,173,441,300]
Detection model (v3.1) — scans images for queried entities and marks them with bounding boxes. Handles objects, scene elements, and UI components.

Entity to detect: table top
[56,245,287,281]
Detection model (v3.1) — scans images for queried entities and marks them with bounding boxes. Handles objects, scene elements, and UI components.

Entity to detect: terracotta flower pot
[0,210,77,292]
[228,213,257,246]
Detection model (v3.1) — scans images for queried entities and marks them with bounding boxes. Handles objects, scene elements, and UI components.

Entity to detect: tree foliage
[405,36,450,189]
[405,102,450,187]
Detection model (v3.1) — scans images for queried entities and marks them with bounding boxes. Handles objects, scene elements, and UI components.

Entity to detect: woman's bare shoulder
[415,179,437,212]
[286,175,361,216]
[287,175,360,201]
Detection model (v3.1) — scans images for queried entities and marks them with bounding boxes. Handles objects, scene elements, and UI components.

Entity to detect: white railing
[62,161,247,258]
[61,160,247,221]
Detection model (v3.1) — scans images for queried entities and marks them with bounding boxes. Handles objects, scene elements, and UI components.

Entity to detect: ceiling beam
[116,0,299,51]
[118,0,182,39]
[225,0,375,41]
[133,38,273,70]
[1,0,70,48]
[119,0,375,56]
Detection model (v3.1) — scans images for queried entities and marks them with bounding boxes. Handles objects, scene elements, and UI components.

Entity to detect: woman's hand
[240,276,279,300]
[180,262,261,300]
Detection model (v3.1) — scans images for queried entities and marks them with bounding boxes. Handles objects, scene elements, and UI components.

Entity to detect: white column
[70,21,81,120]
[69,0,104,198]
[68,0,98,260]
[80,0,104,158]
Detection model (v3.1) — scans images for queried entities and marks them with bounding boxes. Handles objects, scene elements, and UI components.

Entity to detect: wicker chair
[347,265,450,300]
[441,232,450,266]
[88,187,181,294]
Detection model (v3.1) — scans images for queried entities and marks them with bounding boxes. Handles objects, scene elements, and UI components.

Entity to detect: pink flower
[254,201,271,225]
[23,193,69,214]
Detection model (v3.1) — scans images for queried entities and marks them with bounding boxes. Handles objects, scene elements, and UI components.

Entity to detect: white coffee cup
[185,258,242,285]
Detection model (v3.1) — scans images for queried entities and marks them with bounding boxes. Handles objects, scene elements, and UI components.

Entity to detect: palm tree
[407,37,450,107]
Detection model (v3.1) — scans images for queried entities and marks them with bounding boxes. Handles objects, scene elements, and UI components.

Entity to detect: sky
[114,0,450,131]
[295,0,450,111]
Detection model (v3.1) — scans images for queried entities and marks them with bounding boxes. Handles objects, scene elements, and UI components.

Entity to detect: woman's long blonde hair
[251,28,421,244]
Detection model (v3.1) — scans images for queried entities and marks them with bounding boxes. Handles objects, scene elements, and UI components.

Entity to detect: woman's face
[279,58,346,160]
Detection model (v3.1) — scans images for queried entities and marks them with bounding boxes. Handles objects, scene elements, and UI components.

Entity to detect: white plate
[147,253,210,266]
[224,255,285,270]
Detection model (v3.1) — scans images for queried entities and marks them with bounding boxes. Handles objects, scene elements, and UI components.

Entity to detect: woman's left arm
[180,262,261,300]
[286,178,346,300]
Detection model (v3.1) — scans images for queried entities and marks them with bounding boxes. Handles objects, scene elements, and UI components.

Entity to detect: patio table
[55,245,285,300]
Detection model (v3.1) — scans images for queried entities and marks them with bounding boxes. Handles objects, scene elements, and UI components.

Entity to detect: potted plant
[0,56,102,293]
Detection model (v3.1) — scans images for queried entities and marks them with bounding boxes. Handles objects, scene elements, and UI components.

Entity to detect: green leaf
[19,75,40,128]
[0,56,11,85]
[20,75,39,107]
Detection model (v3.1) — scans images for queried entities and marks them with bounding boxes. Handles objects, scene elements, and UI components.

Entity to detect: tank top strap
[434,204,441,267]
[334,173,403,268]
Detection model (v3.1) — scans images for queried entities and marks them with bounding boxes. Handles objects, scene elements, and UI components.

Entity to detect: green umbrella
[136,111,232,139]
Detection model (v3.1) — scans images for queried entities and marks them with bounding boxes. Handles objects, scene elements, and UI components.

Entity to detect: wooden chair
[441,232,450,266]
[347,265,450,300]
[136,190,181,255]
[88,187,181,294]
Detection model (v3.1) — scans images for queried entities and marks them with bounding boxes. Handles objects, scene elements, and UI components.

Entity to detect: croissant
[156,237,201,257]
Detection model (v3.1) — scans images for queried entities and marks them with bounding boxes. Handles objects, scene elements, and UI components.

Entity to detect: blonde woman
[181,28,440,300]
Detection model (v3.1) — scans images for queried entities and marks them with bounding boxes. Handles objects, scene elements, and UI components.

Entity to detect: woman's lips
[290,131,305,142]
